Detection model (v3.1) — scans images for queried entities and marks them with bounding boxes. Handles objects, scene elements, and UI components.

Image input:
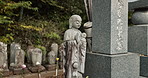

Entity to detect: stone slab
[2,70,12,77]
[128,26,148,55]
[92,0,128,54]
[128,0,148,10]
[28,65,46,73]
[85,52,139,78]
[140,56,148,77]
[44,64,56,71]
[3,70,64,78]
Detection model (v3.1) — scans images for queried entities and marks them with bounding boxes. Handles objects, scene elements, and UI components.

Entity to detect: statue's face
[72,17,82,29]
[15,44,21,50]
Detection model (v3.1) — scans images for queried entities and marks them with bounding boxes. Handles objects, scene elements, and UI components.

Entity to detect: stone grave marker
[0,42,9,76]
[10,42,25,67]
[128,0,148,77]
[85,0,140,78]
[92,0,128,54]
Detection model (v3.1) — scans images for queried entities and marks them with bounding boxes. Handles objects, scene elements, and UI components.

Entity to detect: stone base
[9,67,31,75]
[50,74,64,78]
[2,70,12,77]
[85,52,139,78]
[140,56,148,77]
[3,70,64,78]
[28,65,46,73]
[44,64,56,71]
[13,68,23,75]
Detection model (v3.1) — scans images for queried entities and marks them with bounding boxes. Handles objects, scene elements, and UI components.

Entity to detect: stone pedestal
[3,70,64,78]
[9,67,31,75]
[44,64,56,71]
[2,70,12,77]
[85,52,139,78]
[140,56,148,77]
[28,65,46,73]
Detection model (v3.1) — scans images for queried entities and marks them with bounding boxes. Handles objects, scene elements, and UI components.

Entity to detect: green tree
[0,0,37,43]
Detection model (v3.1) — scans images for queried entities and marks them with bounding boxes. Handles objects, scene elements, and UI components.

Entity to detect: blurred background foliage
[0,0,87,52]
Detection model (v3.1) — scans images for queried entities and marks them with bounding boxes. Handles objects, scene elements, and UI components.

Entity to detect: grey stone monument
[27,47,45,73]
[92,0,128,54]
[128,0,148,77]
[128,0,148,55]
[0,42,10,76]
[31,48,42,66]
[0,42,8,71]
[10,42,25,67]
[85,0,140,78]
[27,47,42,66]
[47,43,58,65]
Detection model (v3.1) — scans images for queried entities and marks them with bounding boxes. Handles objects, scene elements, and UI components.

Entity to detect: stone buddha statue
[62,15,87,78]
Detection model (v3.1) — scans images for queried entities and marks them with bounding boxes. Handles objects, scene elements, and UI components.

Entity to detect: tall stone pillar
[85,0,139,78]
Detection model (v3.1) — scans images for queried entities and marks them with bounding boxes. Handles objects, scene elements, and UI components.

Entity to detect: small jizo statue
[31,48,42,66]
[47,43,58,65]
[62,15,87,78]
[10,42,25,67]
[0,42,8,71]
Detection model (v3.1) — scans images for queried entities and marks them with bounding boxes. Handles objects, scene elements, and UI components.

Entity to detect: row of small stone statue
[0,15,92,78]
[0,42,59,71]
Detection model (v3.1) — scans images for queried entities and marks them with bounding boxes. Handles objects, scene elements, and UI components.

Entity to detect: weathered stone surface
[10,43,21,64]
[85,52,139,78]
[11,68,31,75]
[28,65,46,73]
[63,15,87,78]
[3,70,64,78]
[58,43,64,69]
[47,51,56,64]
[92,0,128,54]
[140,56,148,77]
[2,70,11,77]
[131,9,148,25]
[27,47,42,66]
[44,65,56,71]
[0,42,8,70]
[12,68,23,75]
[128,26,148,55]
[10,43,25,67]
[128,0,148,10]
[31,48,42,66]
[47,43,58,65]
